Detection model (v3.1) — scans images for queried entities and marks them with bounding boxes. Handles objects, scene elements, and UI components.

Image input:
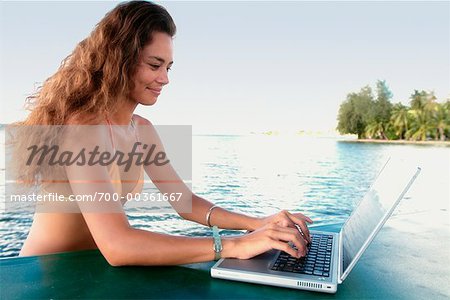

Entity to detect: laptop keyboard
[271,233,333,277]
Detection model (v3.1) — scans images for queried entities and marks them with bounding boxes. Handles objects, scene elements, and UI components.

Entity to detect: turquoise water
[1,134,448,258]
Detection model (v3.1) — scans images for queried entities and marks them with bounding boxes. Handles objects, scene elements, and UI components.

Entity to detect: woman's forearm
[105,227,236,266]
[178,194,262,231]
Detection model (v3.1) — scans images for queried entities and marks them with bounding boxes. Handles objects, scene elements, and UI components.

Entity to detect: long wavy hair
[10,1,176,187]
[23,0,176,125]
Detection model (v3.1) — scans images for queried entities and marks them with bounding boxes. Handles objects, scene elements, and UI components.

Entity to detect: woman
[18,1,312,266]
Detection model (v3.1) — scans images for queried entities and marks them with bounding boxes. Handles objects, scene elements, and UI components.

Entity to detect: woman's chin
[140,98,158,106]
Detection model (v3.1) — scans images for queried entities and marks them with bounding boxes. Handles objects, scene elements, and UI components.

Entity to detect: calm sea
[1,133,449,258]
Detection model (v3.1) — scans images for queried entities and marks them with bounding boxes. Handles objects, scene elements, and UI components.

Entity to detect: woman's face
[130,31,174,106]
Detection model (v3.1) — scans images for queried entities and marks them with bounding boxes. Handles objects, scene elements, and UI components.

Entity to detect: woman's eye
[148,64,160,70]
[147,63,171,72]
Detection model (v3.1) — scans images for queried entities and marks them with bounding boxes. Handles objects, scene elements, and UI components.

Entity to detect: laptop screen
[341,159,420,279]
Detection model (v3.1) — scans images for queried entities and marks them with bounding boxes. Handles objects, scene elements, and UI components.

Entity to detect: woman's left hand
[255,210,313,243]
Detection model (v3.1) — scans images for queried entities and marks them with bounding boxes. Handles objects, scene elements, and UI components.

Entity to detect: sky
[1,1,449,134]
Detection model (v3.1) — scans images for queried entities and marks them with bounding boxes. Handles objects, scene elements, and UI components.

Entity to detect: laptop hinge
[337,229,344,284]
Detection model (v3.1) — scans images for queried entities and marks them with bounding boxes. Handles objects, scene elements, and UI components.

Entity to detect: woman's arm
[182,195,312,241]
[78,211,308,266]
[180,193,261,230]
[76,212,235,266]
[133,116,257,228]
[63,123,308,266]
[135,115,312,237]
[66,160,307,266]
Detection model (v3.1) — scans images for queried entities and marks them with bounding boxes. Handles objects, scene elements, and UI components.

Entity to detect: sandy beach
[342,139,450,147]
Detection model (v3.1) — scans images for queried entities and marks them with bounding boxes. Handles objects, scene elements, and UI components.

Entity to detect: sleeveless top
[39,117,144,204]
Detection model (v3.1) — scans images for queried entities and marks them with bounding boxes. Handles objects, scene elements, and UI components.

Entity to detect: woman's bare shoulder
[133,114,153,126]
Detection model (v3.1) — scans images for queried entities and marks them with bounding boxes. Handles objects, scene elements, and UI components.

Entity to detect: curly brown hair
[9,1,176,187]
[22,0,176,126]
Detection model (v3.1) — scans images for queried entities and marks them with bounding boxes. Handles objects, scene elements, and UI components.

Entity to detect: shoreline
[341,138,450,147]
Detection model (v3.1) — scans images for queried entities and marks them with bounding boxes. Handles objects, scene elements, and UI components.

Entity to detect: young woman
[18,1,312,266]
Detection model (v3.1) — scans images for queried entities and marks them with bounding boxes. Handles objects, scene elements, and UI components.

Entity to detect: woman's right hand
[223,223,309,260]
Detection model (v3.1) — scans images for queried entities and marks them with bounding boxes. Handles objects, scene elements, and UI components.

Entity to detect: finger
[278,210,300,228]
[277,218,293,228]
[296,223,311,244]
[298,221,311,243]
[283,226,309,254]
[292,212,313,224]
[277,211,294,228]
[279,217,296,228]
[271,240,300,258]
[269,226,308,256]
[287,213,312,242]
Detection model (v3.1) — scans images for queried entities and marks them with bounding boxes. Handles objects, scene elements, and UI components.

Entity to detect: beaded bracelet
[212,225,222,260]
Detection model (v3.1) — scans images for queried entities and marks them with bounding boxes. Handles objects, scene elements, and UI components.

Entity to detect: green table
[0,223,447,299]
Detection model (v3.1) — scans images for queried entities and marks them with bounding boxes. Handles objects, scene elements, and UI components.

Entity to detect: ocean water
[1,133,449,258]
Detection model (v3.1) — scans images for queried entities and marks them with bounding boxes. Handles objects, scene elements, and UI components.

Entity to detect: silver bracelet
[206,205,219,227]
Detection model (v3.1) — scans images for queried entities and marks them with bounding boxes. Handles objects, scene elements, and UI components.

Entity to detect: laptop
[211,158,421,293]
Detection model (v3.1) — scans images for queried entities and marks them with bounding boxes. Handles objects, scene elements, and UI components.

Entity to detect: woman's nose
[156,69,169,85]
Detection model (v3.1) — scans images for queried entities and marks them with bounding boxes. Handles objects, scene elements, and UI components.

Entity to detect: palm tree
[365,121,387,140]
[390,103,409,139]
[434,101,450,141]
[405,109,434,141]
[407,90,437,141]
[410,90,427,111]
[444,100,450,139]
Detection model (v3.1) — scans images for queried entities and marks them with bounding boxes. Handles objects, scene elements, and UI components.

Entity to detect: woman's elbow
[99,237,129,267]
[105,255,125,267]
[103,246,127,267]
[177,212,188,220]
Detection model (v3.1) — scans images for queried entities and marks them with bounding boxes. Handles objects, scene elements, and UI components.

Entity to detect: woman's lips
[147,87,161,95]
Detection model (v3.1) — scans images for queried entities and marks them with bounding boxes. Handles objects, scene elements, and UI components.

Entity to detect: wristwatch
[212,225,222,260]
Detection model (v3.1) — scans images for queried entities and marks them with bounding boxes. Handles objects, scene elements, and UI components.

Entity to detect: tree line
[337,80,450,141]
